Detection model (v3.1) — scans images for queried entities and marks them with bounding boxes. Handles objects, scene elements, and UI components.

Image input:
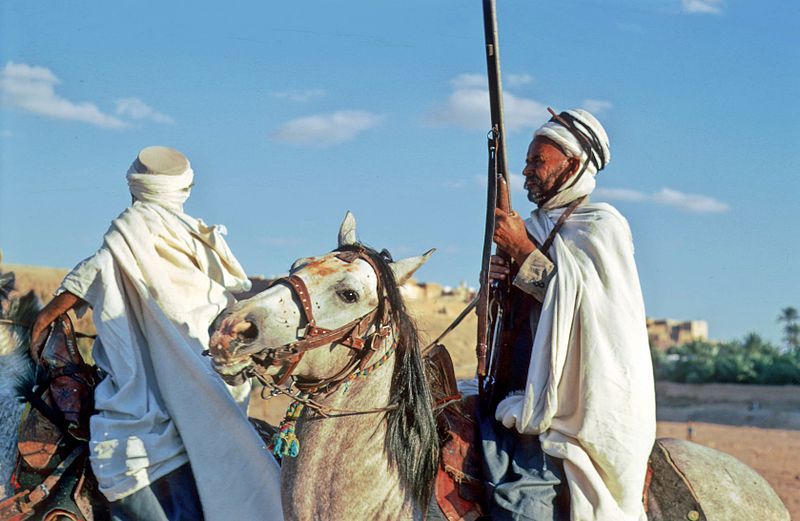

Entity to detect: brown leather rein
[244,247,396,397]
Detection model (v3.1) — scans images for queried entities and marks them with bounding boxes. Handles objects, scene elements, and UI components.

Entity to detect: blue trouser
[480,410,570,521]
[109,463,204,521]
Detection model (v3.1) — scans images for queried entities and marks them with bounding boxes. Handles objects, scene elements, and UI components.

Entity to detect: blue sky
[1,0,798,343]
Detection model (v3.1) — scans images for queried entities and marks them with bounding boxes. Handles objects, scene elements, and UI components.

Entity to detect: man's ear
[568,157,582,178]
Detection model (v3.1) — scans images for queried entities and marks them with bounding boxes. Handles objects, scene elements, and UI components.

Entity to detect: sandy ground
[5,264,799,517]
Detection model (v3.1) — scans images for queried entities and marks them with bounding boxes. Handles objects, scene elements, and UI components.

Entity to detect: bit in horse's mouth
[209,339,282,378]
[212,358,253,377]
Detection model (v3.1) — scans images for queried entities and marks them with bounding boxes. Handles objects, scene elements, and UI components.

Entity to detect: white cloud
[651,187,729,212]
[505,94,550,132]
[451,73,533,90]
[0,62,128,128]
[270,110,383,147]
[595,186,729,213]
[270,88,327,103]
[429,75,549,133]
[593,187,648,202]
[506,74,534,88]
[581,99,613,114]
[450,74,486,90]
[115,97,174,124]
[682,0,724,14]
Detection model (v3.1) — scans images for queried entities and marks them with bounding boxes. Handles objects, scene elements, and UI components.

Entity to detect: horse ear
[390,248,435,285]
[338,211,358,247]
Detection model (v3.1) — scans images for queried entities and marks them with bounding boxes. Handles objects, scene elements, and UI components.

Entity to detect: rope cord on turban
[549,110,607,174]
[536,109,608,208]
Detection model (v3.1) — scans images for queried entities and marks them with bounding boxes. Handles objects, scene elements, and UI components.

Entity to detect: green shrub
[652,333,800,385]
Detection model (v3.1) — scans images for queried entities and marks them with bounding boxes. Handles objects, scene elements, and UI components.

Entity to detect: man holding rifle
[482,108,655,520]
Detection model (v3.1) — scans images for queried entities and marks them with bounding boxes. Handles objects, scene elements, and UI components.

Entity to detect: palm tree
[784,324,800,352]
[778,307,799,350]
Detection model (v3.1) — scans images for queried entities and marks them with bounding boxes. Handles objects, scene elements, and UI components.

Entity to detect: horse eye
[336,289,359,303]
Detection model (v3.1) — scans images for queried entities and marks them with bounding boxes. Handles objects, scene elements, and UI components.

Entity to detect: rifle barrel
[482,0,509,195]
[476,0,510,391]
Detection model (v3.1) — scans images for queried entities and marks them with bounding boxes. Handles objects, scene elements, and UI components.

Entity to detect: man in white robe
[484,109,655,521]
[31,146,283,521]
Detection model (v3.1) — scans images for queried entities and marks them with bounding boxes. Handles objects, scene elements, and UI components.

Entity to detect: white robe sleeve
[56,248,112,317]
[512,249,556,302]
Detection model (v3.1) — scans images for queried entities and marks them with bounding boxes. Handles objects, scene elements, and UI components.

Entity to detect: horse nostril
[237,321,259,342]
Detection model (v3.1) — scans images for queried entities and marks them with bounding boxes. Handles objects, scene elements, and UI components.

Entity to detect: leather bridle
[247,246,396,396]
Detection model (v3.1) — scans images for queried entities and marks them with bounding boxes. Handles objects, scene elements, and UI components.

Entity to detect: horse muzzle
[208,312,288,384]
[208,316,258,358]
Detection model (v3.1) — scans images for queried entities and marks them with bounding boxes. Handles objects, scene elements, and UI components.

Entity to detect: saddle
[425,344,689,521]
[0,314,108,521]
[425,344,487,521]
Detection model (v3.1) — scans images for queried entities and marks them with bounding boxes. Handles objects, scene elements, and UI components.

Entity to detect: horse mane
[339,244,439,511]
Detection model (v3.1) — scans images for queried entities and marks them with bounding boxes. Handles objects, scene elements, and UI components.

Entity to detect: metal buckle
[377,325,392,338]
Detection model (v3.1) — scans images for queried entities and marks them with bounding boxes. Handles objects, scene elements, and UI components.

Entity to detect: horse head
[209,213,441,511]
[208,212,433,390]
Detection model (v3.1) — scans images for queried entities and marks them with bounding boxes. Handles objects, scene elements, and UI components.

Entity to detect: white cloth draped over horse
[495,109,655,521]
[58,164,283,520]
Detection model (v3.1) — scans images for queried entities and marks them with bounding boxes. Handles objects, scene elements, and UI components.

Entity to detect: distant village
[645,318,708,351]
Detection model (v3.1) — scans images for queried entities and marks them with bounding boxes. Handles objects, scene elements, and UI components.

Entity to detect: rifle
[476,0,513,410]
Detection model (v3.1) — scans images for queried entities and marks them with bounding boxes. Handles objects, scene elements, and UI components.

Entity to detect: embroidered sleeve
[512,249,556,302]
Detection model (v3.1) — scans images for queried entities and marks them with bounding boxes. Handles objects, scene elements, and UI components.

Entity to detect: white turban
[126,163,194,211]
[533,109,611,210]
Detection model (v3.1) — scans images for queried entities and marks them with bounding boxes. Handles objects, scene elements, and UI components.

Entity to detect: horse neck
[281,348,418,520]
[0,393,23,498]
[0,348,30,499]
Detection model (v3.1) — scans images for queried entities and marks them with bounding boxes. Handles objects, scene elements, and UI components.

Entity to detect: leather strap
[259,247,393,393]
[535,156,587,209]
[285,275,317,329]
[539,195,586,257]
[2,445,84,516]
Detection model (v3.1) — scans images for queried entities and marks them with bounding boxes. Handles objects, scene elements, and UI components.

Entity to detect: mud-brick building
[647,318,709,351]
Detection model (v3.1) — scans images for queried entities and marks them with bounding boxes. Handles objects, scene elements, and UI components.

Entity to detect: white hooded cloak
[59,158,283,520]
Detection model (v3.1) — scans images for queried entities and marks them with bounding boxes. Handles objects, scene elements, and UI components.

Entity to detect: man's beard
[525,178,546,204]
[526,162,573,205]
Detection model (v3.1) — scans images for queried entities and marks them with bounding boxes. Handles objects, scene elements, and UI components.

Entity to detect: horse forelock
[338,244,440,511]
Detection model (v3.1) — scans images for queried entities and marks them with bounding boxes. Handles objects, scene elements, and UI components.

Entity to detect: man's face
[522,137,576,204]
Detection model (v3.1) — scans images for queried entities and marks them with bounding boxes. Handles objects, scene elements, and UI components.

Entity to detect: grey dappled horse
[189,213,790,521]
